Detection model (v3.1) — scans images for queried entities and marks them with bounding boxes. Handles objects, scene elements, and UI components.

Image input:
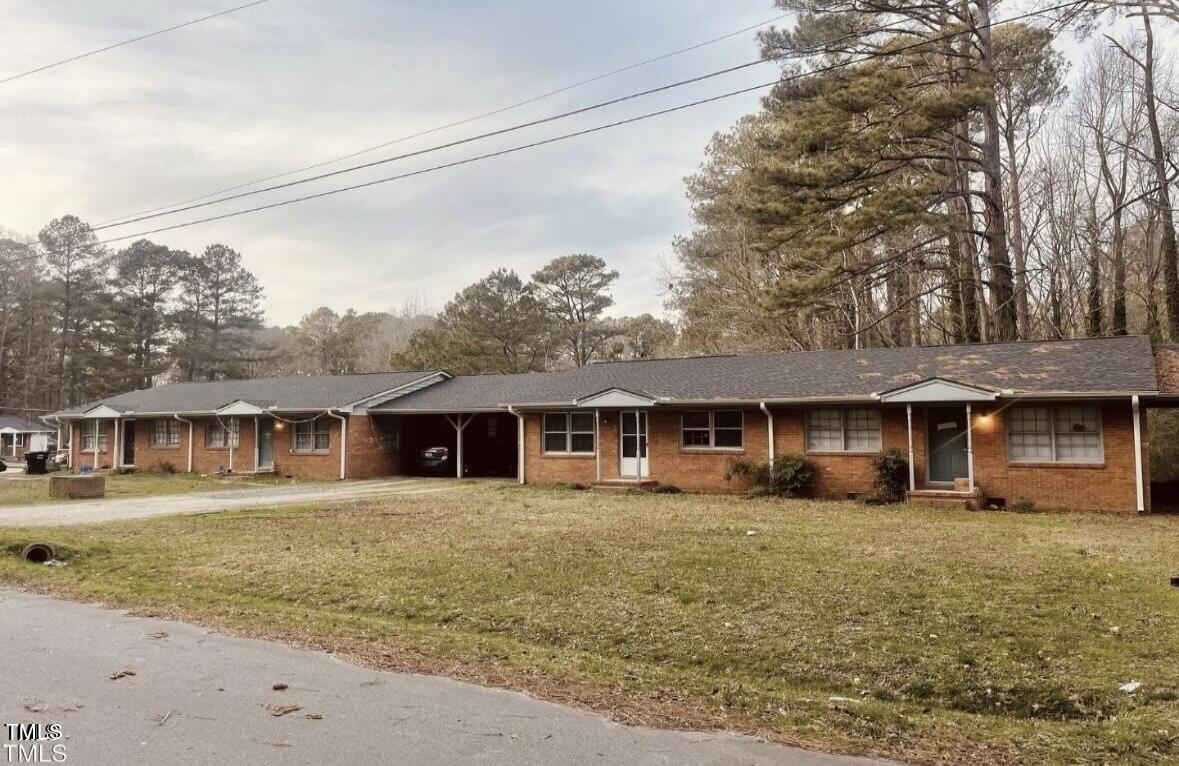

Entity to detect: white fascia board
[348,372,452,409]
[81,404,123,419]
[878,378,998,403]
[574,389,658,408]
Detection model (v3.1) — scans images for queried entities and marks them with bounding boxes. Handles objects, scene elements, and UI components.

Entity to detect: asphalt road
[0,478,449,526]
[0,590,897,766]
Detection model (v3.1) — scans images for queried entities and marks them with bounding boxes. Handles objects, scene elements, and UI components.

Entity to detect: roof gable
[574,388,657,408]
[878,377,998,403]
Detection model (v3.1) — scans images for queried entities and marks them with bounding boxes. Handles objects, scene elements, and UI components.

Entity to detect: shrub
[150,460,177,475]
[725,454,816,497]
[864,448,908,504]
[651,484,682,494]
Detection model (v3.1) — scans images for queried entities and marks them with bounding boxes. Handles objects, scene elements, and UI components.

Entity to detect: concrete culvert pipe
[21,543,56,564]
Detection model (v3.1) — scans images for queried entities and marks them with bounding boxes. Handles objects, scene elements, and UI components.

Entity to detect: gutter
[327,410,348,480]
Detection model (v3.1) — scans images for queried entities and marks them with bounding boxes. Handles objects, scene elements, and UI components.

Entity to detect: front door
[927,406,968,484]
[257,419,275,470]
[122,421,136,467]
[619,411,649,478]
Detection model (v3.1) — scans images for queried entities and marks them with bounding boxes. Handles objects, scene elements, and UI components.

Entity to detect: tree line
[670,1,1179,352]
[0,215,675,414]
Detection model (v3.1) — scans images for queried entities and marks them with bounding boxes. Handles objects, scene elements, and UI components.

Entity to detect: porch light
[275,422,285,431]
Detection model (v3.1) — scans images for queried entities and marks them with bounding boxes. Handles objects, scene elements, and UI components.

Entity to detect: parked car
[415,446,463,476]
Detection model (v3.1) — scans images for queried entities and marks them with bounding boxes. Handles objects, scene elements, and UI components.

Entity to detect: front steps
[592,479,659,491]
[906,488,983,510]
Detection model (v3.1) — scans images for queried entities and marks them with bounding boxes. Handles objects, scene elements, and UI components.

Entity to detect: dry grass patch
[0,483,1175,764]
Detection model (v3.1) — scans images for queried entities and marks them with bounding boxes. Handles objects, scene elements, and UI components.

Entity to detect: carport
[397,412,519,479]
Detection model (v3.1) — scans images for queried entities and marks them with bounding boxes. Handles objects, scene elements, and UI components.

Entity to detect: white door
[619,411,649,478]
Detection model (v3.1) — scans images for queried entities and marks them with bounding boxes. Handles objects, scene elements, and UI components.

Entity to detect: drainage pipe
[328,410,348,480]
[174,414,195,473]
[759,402,775,465]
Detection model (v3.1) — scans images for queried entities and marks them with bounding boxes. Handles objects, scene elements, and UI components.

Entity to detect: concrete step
[592,480,659,491]
[907,489,982,510]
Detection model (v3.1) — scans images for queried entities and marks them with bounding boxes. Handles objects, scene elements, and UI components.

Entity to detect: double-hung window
[680,410,743,449]
[543,413,595,454]
[81,429,108,451]
[805,409,881,452]
[205,418,240,449]
[1008,405,1102,463]
[293,416,331,452]
[150,419,180,448]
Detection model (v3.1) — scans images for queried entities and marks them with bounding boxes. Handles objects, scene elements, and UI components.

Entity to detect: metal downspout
[174,414,194,473]
[328,410,348,480]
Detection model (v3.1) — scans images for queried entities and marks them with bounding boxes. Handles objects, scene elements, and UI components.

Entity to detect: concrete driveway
[0,478,449,527]
[0,590,896,766]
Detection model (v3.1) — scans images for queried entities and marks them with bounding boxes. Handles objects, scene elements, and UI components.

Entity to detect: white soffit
[575,388,657,408]
[878,378,998,403]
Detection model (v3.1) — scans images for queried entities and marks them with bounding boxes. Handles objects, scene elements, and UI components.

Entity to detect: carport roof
[53,371,445,418]
[371,335,1159,411]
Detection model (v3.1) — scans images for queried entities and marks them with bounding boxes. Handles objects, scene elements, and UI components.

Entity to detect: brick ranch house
[48,335,1177,513]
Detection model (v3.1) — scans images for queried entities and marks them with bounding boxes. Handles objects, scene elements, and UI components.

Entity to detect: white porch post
[906,404,915,492]
[510,408,525,485]
[92,420,100,469]
[254,416,260,473]
[1132,396,1145,513]
[634,410,641,484]
[446,414,472,478]
[965,403,975,493]
[113,419,121,469]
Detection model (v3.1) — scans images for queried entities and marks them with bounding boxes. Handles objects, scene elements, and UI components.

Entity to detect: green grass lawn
[0,471,310,507]
[0,483,1175,764]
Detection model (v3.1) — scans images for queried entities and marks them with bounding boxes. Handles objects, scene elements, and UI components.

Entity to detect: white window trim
[150,419,181,448]
[292,416,331,454]
[680,410,744,451]
[804,408,882,453]
[542,412,596,455]
[205,418,241,449]
[1007,405,1104,464]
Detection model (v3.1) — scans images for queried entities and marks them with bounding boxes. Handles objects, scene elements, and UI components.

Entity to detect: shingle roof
[0,416,52,432]
[55,371,443,418]
[373,336,1158,411]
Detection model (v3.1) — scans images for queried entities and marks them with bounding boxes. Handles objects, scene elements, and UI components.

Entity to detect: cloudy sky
[1,0,778,325]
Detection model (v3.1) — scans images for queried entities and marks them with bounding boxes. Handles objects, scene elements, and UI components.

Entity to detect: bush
[651,484,682,494]
[150,460,177,475]
[725,453,816,498]
[864,448,908,504]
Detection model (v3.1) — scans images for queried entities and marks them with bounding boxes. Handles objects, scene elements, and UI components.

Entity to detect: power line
[0,0,276,87]
[82,0,1092,246]
[12,0,1088,264]
[94,57,776,231]
[97,12,790,226]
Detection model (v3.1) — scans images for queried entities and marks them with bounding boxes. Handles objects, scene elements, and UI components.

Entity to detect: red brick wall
[523,402,1146,512]
[73,414,402,480]
[70,421,116,470]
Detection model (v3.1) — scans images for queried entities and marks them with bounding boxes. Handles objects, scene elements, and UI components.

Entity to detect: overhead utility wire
[5,0,1087,266]
[97,12,790,225]
[94,58,776,231]
[75,0,1092,247]
[0,0,275,86]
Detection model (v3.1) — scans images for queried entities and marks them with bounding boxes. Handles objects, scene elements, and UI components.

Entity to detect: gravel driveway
[0,478,449,526]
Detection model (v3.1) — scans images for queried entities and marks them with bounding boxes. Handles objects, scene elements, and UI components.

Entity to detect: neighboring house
[0,416,55,461]
[50,336,1167,512]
